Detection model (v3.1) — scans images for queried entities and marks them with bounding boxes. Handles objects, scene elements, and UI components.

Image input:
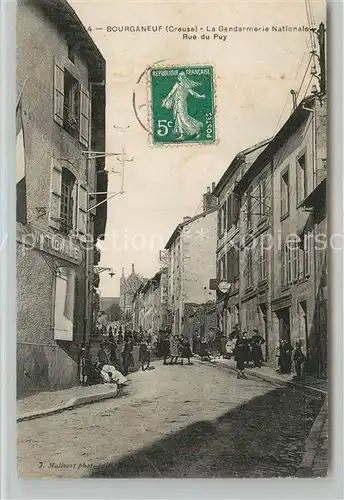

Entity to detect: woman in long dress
[170,335,180,364]
[162,72,206,140]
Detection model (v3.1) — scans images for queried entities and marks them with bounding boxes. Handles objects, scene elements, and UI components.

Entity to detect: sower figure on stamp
[162,72,205,140]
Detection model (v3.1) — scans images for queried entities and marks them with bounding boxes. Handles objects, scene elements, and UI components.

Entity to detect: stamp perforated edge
[146,62,219,149]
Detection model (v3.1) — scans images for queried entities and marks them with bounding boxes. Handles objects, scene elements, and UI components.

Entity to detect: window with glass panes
[258,175,268,218]
[60,168,75,234]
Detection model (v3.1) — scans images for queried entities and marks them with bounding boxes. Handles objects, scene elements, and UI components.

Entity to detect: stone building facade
[138,269,169,334]
[165,186,217,341]
[213,139,272,346]
[232,95,327,374]
[16,0,107,397]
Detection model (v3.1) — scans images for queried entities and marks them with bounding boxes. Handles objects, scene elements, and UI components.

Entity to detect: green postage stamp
[149,65,215,145]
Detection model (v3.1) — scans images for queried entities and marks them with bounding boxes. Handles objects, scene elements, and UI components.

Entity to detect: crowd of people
[160,334,193,365]
[79,326,171,388]
[80,323,307,386]
[193,325,307,381]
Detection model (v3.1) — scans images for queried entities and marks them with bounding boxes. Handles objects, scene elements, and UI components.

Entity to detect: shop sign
[218,280,231,294]
[18,226,82,265]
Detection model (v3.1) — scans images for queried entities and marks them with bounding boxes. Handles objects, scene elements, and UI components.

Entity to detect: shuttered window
[227,195,232,230]
[223,200,227,234]
[77,183,88,238]
[49,158,88,239]
[233,194,240,225]
[304,232,311,276]
[259,235,268,281]
[53,61,90,148]
[245,246,253,288]
[79,85,90,147]
[49,158,62,230]
[53,61,64,126]
[217,207,221,237]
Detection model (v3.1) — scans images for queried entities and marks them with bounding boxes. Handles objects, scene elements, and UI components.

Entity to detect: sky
[69,0,326,297]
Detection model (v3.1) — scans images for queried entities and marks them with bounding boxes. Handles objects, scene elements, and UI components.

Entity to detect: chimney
[203,183,217,211]
[212,182,215,192]
[121,267,125,277]
[183,216,191,222]
[132,263,135,274]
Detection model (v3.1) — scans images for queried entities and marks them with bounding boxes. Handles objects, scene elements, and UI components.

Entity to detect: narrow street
[17,361,324,478]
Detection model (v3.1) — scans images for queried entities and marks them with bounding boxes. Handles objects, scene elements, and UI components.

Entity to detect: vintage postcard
[16,0,327,479]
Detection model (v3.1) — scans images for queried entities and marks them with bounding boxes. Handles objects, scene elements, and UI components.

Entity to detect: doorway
[277,307,291,343]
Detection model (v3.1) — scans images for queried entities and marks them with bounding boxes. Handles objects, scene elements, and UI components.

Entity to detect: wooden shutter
[79,85,90,147]
[49,158,62,229]
[217,208,221,237]
[223,200,227,232]
[304,233,311,276]
[217,259,221,280]
[71,181,78,235]
[54,61,64,126]
[227,195,232,230]
[233,194,239,224]
[292,246,298,281]
[233,247,239,280]
[77,183,88,237]
[226,250,231,282]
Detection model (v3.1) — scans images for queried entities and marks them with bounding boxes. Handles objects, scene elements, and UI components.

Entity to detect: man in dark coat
[279,340,293,374]
[293,341,306,380]
[161,335,171,365]
[234,332,251,378]
[250,329,265,367]
[121,339,134,376]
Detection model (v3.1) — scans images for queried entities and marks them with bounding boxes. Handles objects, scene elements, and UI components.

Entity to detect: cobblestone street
[17,361,324,478]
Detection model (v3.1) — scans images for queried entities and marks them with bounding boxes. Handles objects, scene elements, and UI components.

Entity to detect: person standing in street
[170,334,180,364]
[161,334,171,365]
[98,342,110,366]
[234,334,249,379]
[139,337,151,371]
[192,332,200,355]
[180,335,193,365]
[121,338,134,376]
[241,331,251,368]
[250,329,265,368]
[109,338,118,367]
[225,333,238,359]
[79,345,92,386]
[279,340,293,374]
[118,330,123,344]
[293,341,306,380]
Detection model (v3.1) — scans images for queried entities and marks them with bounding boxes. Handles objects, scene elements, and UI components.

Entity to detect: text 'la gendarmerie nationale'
[105,25,311,33]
